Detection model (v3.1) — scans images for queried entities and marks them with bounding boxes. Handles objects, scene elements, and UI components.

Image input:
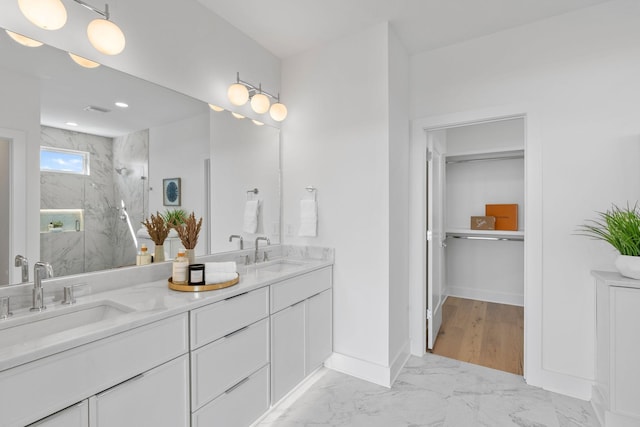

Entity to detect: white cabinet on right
[270,267,333,404]
[592,271,640,427]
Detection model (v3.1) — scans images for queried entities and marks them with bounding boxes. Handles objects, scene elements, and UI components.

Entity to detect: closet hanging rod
[447,235,524,242]
[446,154,524,165]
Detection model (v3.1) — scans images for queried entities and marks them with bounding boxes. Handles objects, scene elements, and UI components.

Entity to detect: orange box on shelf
[485,204,518,231]
[470,216,496,230]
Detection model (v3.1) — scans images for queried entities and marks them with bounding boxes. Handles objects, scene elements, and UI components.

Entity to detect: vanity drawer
[191,317,269,411]
[192,364,269,427]
[190,287,269,349]
[270,267,332,313]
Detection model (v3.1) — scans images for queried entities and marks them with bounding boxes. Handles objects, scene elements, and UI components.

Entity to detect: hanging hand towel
[298,199,318,237]
[243,200,259,233]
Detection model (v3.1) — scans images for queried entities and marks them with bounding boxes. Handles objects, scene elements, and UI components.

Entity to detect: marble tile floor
[258,353,599,427]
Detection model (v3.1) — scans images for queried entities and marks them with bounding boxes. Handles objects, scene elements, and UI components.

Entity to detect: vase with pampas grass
[141,212,171,262]
[175,212,202,264]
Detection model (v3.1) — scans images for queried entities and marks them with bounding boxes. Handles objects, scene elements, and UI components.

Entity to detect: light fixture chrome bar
[72,0,110,19]
[236,72,280,102]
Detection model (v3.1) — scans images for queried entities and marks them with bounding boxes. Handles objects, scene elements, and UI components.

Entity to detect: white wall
[281,22,409,385]
[0,138,9,284]
[210,111,281,253]
[149,112,209,255]
[387,28,411,377]
[411,0,640,397]
[0,69,40,276]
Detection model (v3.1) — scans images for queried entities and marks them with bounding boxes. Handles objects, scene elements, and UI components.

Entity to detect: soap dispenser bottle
[136,244,152,266]
[172,250,189,284]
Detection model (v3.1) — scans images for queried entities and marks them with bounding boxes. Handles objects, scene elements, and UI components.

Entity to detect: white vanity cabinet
[270,267,333,403]
[3,314,189,427]
[190,287,270,427]
[592,272,640,427]
[28,401,89,427]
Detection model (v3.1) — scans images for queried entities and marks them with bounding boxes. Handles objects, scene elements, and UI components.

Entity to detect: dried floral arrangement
[175,212,202,250]
[141,212,171,245]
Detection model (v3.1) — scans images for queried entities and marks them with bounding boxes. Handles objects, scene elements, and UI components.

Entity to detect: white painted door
[427,130,446,350]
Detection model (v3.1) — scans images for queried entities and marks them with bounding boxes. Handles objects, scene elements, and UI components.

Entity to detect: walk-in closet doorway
[424,117,526,376]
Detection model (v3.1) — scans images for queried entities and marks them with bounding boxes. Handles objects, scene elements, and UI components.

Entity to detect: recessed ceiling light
[66,122,78,126]
[115,102,128,108]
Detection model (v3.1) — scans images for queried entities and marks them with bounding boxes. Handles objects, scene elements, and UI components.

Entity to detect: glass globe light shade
[208,104,224,112]
[228,83,249,106]
[87,19,126,55]
[69,53,100,68]
[231,112,245,119]
[18,0,67,30]
[269,102,288,122]
[5,30,43,47]
[250,93,271,114]
[252,120,264,126]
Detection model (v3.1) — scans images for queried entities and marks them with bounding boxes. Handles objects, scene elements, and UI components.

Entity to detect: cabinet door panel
[306,289,333,373]
[91,355,189,427]
[28,401,89,427]
[271,302,305,403]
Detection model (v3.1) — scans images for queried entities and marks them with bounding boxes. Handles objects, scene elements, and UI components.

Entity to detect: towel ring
[246,188,259,200]
[305,185,317,201]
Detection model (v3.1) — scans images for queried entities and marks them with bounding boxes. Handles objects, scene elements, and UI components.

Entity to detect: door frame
[408,105,543,385]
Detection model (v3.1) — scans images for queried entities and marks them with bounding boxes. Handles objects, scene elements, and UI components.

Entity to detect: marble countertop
[592,270,640,289]
[0,257,333,372]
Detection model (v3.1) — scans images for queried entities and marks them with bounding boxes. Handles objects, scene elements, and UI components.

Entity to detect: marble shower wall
[40,126,149,277]
[112,129,149,268]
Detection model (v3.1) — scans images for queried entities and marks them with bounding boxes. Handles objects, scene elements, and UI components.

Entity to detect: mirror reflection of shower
[119,199,139,250]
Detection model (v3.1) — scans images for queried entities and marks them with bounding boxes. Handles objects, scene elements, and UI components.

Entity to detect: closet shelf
[446,229,524,242]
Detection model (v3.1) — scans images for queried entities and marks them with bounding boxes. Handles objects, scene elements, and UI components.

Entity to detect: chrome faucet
[31,262,53,312]
[254,237,270,263]
[229,234,244,249]
[14,255,29,283]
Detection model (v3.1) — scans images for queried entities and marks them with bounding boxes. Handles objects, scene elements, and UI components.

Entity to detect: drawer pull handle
[225,291,249,301]
[223,325,249,339]
[225,376,250,394]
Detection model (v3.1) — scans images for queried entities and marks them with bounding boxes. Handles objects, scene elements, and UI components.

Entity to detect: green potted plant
[162,209,187,227]
[578,203,640,279]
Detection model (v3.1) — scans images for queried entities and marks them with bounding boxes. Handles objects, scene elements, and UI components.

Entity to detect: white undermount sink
[0,300,134,348]
[251,259,307,274]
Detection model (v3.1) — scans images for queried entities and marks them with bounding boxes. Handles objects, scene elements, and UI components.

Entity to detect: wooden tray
[168,273,239,292]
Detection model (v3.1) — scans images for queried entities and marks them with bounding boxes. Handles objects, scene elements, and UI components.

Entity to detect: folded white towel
[204,261,237,274]
[298,199,317,237]
[243,200,259,234]
[204,261,238,284]
[206,272,238,284]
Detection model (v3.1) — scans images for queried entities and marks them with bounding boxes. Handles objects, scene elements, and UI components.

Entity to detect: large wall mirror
[0,29,281,284]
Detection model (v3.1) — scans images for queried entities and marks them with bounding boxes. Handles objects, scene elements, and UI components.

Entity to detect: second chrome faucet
[254,237,270,264]
[31,261,53,312]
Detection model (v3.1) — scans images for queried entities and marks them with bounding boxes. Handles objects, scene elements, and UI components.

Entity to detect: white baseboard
[447,286,524,306]
[539,369,593,401]
[390,341,411,385]
[325,349,409,388]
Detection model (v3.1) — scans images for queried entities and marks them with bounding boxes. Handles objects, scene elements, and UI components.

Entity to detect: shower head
[115,167,128,175]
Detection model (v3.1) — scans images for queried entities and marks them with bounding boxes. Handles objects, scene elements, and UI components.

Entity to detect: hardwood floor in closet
[430,297,524,375]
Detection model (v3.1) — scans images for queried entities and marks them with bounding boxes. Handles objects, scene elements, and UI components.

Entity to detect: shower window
[40,146,90,175]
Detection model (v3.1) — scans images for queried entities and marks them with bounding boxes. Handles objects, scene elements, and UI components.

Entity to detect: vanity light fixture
[227,72,288,121]
[5,30,43,47]
[69,52,100,68]
[208,104,224,112]
[231,112,245,120]
[18,0,67,30]
[17,0,126,55]
[252,120,264,126]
